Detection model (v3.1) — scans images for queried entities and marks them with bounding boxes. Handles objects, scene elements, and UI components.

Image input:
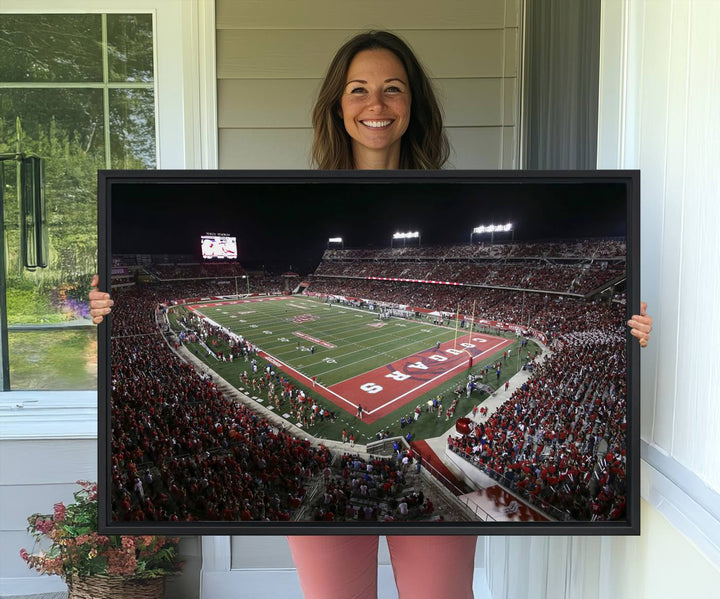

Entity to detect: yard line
[194,298,499,389]
[245,316,417,357]
[283,320,453,375]
[200,298,410,350]
[215,302,442,362]
[206,302,375,340]
[308,332,445,377]
[208,304,467,381]
[255,350,360,410]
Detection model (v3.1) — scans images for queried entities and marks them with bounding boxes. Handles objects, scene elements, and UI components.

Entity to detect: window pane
[0,14,103,82]
[2,89,102,390]
[1,88,104,287]
[1,12,156,391]
[8,329,97,390]
[110,88,156,168]
[107,14,154,83]
[0,88,106,161]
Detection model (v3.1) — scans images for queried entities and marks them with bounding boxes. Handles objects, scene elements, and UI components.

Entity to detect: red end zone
[329,333,513,423]
[255,334,512,424]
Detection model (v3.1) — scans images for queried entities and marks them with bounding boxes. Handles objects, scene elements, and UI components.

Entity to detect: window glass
[107,14,155,83]
[8,329,97,389]
[0,13,155,390]
[0,14,103,82]
[109,88,156,169]
[0,88,106,159]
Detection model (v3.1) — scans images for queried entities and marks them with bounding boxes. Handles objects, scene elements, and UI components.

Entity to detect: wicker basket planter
[67,575,165,599]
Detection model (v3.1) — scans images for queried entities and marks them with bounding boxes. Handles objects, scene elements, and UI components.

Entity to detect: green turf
[169,296,540,443]
[190,297,466,386]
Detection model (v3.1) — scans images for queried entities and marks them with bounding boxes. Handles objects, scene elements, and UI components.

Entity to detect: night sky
[108,173,630,274]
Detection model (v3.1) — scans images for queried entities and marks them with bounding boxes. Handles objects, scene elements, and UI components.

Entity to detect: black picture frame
[98,169,640,536]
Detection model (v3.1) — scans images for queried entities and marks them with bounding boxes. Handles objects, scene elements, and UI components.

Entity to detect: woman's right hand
[89,274,114,324]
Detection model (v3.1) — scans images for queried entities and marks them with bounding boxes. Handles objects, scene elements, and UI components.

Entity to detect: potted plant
[20,480,182,599]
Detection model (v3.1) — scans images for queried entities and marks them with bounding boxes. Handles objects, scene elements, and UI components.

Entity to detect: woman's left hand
[628,301,652,347]
[89,274,114,324]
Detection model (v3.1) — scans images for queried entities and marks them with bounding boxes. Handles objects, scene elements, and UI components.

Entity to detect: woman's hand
[627,301,652,348]
[89,274,114,324]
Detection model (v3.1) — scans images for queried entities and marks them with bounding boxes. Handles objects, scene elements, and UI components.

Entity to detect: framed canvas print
[98,169,640,535]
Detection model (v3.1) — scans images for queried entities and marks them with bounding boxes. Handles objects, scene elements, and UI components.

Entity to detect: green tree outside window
[0,13,155,389]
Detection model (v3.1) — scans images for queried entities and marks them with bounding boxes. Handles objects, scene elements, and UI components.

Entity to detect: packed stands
[109,236,628,522]
[110,285,331,522]
[314,238,625,295]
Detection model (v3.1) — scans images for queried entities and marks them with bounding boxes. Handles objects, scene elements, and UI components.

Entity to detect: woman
[90,30,653,599]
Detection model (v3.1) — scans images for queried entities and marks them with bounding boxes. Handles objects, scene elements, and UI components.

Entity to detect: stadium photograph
[102,172,633,530]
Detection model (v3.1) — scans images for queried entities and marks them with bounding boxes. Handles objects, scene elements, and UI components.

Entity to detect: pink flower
[53,502,66,522]
[34,518,54,535]
[107,548,137,576]
[137,535,156,547]
[43,556,64,576]
[22,482,180,580]
[121,536,135,550]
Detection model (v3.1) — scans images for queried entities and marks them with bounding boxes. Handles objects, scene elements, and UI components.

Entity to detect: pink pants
[287,535,477,599]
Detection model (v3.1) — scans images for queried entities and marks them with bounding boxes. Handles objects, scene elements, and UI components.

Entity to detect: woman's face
[340,48,411,167]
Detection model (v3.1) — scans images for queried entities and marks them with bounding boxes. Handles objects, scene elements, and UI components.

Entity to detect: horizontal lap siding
[216,1,521,170]
[217,30,510,79]
[216,0,516,30]
[0,438,96,579]
[219,78,516,128]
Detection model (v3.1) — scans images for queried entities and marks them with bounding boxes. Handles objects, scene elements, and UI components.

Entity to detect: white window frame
[0,0,217,419]
[0,7,215,595]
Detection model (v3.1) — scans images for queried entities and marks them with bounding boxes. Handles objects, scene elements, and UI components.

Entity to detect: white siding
[597,0,720,490]
[0,395,97,592]
[216,0,522,170]
[485,0,720,597]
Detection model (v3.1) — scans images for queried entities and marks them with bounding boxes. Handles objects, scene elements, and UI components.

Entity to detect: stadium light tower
[327,236,344,249]
[235,274,250,296]
[471,222,513,244]
[392,230,420,248]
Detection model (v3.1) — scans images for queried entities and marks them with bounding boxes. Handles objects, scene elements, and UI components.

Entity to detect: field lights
[391,230,421,248]
[471,223,513,243]
[473,223,513,234]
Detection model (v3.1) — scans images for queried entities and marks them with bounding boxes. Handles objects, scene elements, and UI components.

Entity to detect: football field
[186,296,513,424]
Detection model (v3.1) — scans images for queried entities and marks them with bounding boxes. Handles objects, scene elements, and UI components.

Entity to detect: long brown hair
[311,31,449,170]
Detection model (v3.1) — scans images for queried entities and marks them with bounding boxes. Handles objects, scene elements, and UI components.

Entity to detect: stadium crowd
[307,452,444,522]
[448,330,628,521]
[147,262,247,280]
[322,239,625,261]
[315,239,625,295]
[109,285,331,522]
[306,262,629,521]
[313,260,623,295]
[308,278,623,342]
